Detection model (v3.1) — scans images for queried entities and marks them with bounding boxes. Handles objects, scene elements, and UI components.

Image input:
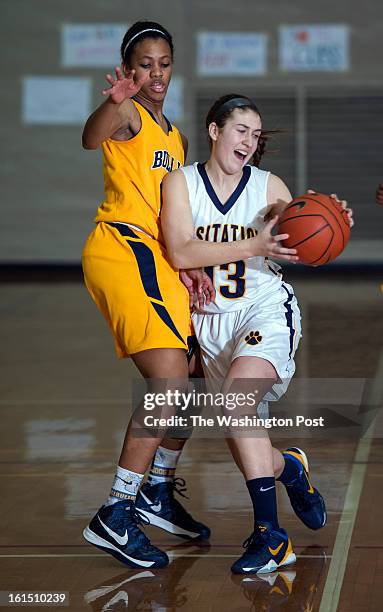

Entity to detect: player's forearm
[82,99,124,149]
[168,237,258,269]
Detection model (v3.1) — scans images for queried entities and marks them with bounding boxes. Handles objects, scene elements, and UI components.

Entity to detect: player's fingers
[307,188,316,194]
[115,66,124,80]
[272,242,297,256]
[277,253,299,262]
[203,286,211,306]
[127,70,137,83]
[330,193,340,201]
[105,74,116,85]
[195,284,204,309]
[277,246,298,256]
[273,232,289,242]
[345,208,354,227]
[344,203,353,214]
[204,284,216,305]
[273,245,299,259]
[135,73,150,89]
[264,215,278,234]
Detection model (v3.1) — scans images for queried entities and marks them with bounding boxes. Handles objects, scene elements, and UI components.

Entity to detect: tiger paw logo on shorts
[245,331,263,345]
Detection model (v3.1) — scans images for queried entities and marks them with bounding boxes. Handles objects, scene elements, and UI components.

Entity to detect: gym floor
[1,272,382,611]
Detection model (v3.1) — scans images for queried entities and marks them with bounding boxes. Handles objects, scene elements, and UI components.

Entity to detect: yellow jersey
[95,100,184,241]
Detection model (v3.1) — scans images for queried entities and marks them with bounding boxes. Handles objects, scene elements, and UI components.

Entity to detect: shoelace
[144,479,191,518]
[172,477,189,499]
[242,528,268,550]
[130,505,151,528]
[126,505,154,548]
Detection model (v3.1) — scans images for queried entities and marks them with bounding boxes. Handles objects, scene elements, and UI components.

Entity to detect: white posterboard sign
[279,25,349,72]
[197,32,267,76]
[163,76,184,123]
[22,77,92,125]
[62,24,127,67]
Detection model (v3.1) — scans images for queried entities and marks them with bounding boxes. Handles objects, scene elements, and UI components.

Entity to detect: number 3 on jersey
[205,261,246,299]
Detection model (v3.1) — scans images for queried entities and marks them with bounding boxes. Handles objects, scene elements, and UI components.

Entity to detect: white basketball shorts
[192,282,302,414]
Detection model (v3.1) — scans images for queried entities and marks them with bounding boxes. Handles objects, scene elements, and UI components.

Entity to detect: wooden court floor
[1,274,383,611]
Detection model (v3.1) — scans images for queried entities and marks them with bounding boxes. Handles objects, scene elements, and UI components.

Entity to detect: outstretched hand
[102,67,148,104]
[180,269,216,309]
[255,216,299,262]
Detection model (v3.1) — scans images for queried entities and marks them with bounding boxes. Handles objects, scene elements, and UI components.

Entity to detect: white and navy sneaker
[231,523,296,574]
[136,479,211,540]
[83,500,169,568]
[282,447,327,530]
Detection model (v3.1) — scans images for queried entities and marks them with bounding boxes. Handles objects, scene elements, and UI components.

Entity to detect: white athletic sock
[105,465,144,506]
[148,446,182,485]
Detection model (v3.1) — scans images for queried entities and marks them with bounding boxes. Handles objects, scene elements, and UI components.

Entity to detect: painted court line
[319,352,383,612]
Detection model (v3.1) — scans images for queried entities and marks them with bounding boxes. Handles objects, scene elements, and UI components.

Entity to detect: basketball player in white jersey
[161,94,330,574]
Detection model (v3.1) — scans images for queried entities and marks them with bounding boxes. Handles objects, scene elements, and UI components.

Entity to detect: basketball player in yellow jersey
[82,21,212,569]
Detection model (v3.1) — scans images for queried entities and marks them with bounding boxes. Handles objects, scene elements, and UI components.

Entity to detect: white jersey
[181,162,283,314]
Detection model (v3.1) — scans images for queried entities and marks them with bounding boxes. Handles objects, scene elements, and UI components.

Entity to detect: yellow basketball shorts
[82,222,190,358]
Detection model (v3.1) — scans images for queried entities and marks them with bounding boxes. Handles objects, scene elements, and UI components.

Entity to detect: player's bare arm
[82,67,148,149]
[176,135,213,307]
[161,171,298,269]
[265,174,293,220]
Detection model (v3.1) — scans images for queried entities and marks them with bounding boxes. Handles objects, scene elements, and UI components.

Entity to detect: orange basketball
[278,193,351,266]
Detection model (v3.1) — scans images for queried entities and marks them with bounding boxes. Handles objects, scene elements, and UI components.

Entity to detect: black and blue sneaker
[231,523,296,575]
[282,447,327,530]
[83,500,169,568]
[135,478,211,540]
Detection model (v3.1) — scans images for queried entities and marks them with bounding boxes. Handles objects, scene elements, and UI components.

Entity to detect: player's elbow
[171,249,198,269]
[165,244,190,269]
[82,142,98,150]
[82,135,99,150]
[167,248,183,269]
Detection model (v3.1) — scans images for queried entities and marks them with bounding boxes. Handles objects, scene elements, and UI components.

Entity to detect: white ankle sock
[105,465,144,506]
[148,446,182,485]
